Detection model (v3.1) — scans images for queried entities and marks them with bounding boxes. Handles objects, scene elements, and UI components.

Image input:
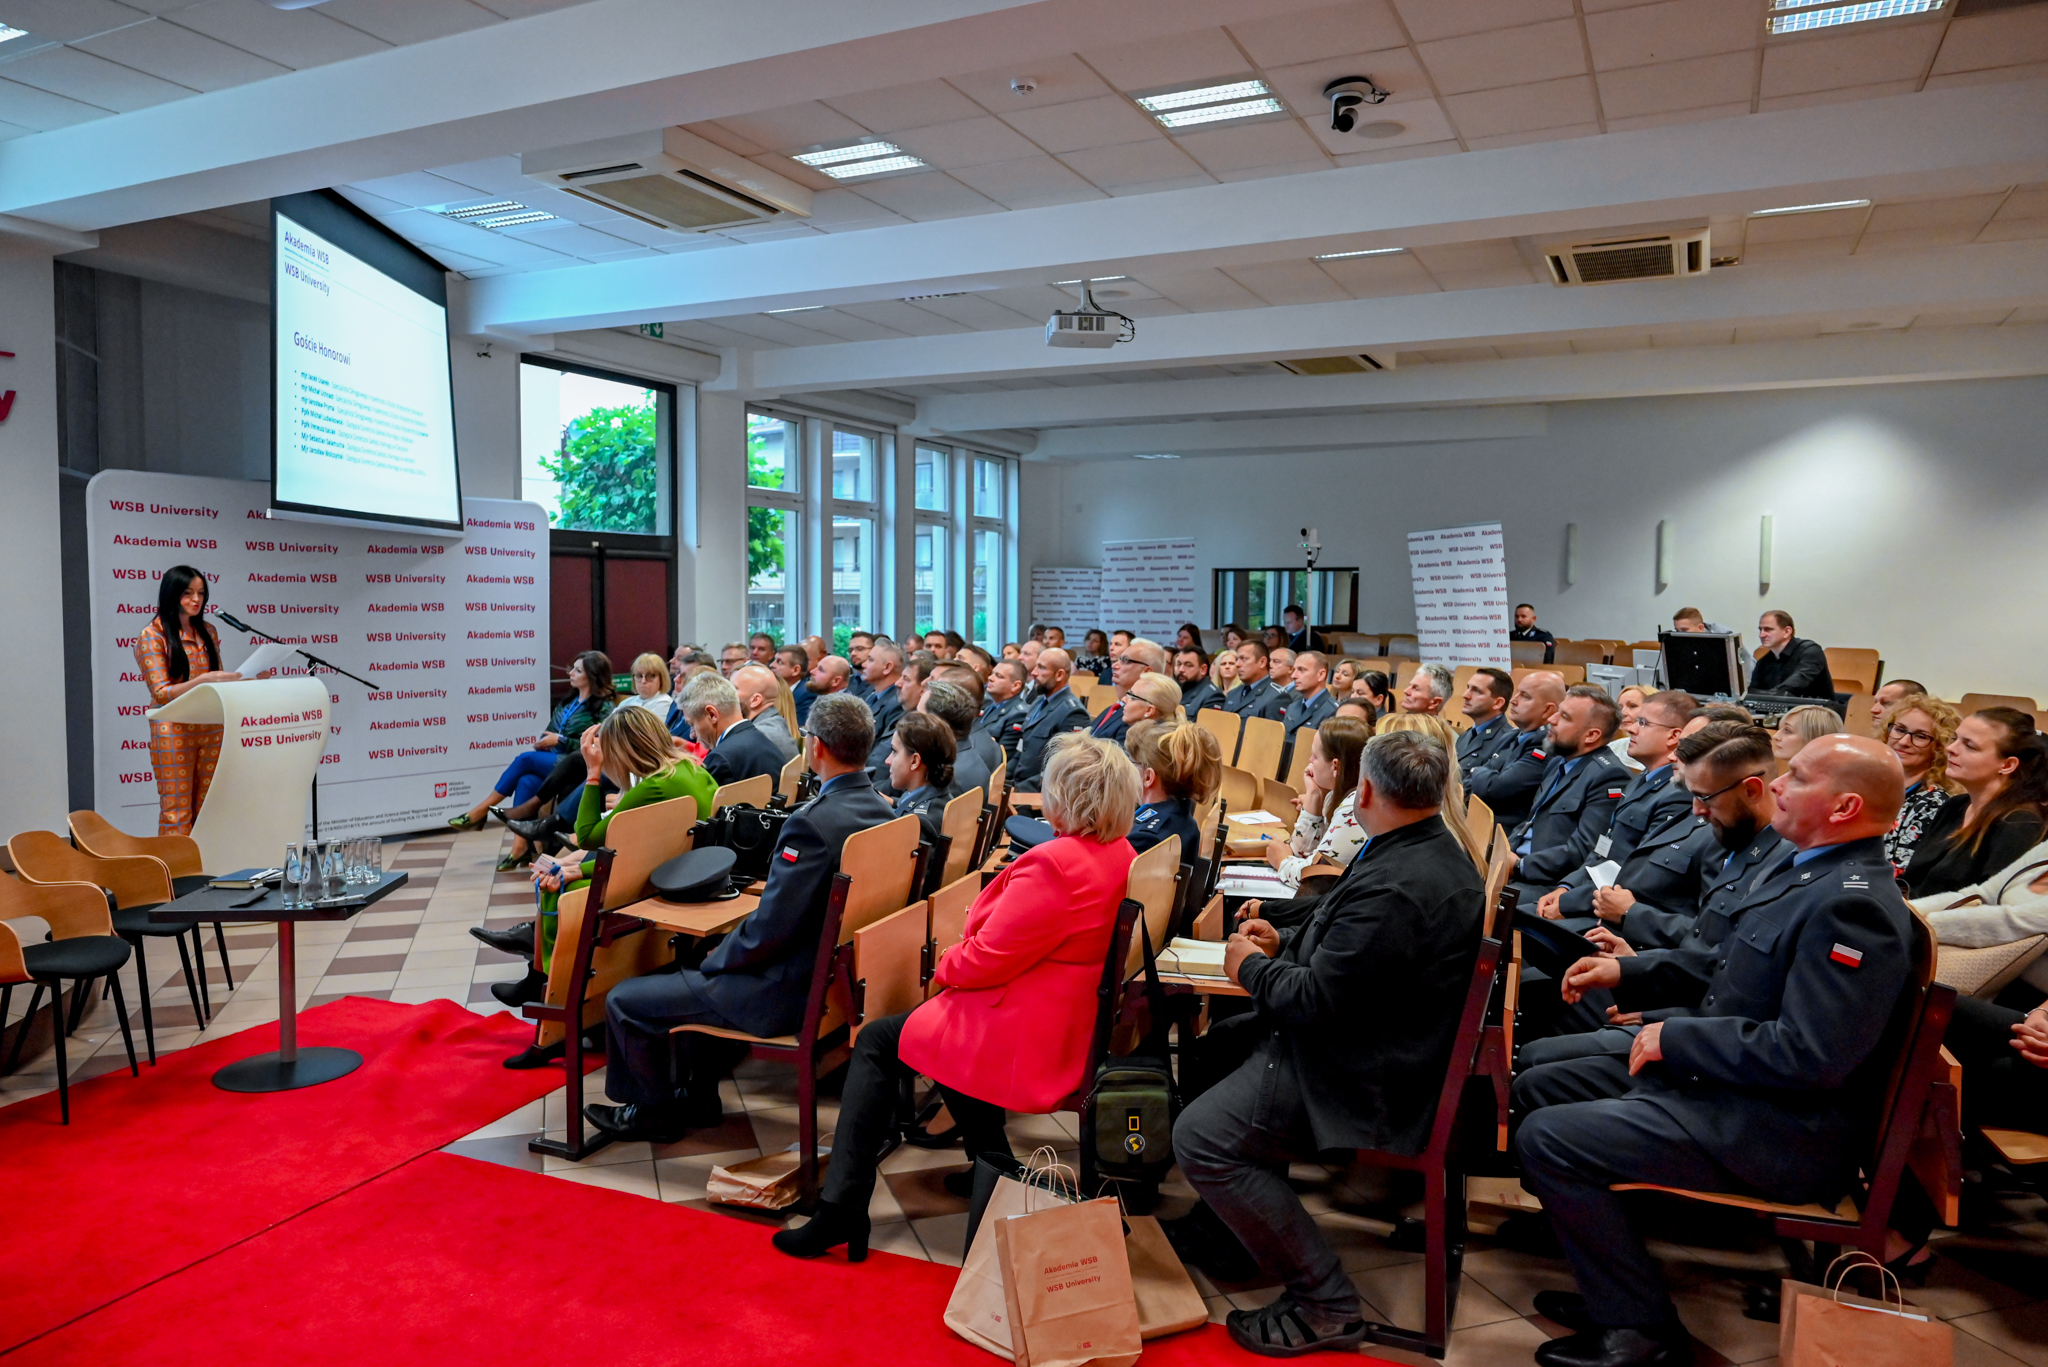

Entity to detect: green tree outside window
[539,401,658,534]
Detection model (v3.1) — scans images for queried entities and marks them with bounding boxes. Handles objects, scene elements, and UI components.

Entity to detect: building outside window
[746,410,801,644]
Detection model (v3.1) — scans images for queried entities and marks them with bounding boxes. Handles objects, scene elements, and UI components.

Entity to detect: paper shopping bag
[948,1152,1081,1358]
[994,1196,1143,1367]
[1780,1255,1952,1367]
[704,1147,828,1211]
[1123,1213,1208,1340]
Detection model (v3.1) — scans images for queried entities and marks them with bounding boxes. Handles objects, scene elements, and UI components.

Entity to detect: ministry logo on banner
[1407,523,1511,668]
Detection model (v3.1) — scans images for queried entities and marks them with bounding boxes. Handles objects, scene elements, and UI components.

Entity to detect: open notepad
[1217,864,1293,898]
[1155,937,1230,979]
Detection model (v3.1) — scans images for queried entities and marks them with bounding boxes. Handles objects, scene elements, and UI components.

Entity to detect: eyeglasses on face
[1886,722,1936,747]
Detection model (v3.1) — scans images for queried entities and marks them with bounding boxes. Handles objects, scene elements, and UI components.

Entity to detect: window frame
[745,405,806,644]
[826,419,885,653]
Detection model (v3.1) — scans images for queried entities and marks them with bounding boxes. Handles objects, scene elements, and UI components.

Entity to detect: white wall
[0,243,73,836]
[1019,376,2048,701]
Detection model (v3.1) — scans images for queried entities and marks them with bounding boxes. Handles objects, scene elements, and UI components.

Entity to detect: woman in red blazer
[773,735,1141,1262]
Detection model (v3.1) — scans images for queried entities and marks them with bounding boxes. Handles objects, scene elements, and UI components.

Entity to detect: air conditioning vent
[1274,353,1393,375]
[1543,228,1710,286]
[523,129,811,234]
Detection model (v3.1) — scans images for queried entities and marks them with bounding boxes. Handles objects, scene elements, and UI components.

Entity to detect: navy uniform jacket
[1225,677,1280,717]
[1180,679,1225,714]
[1545,765,1691,909]
[1629,829,1794,992]
[1131,797,1199,858]
[895,778,964,843]
[1090,699,1129,746]
[696,773,899,1036]
[1748,637,1835,698]
[1456,714,1516,778]
[1554,798,1701,922]
[1611,835,1912,1203]
[953,728,1001,796]
[1511,747,1630,887]
[977,694,1024,740]
[846,673,874,702]
[1281,688,1337,746]
[790,680,815,726]
[703,717,785,787]
[864,684,904,775]
[1465,726,1549,826]
[1006,687,1091,787]
[1510,625,1556,663]
[663,699,695,743]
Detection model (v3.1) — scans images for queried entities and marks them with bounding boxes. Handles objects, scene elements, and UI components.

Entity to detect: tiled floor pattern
[9,826,2048,1366]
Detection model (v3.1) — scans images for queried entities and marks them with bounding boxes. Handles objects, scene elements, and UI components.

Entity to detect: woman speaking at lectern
[134,566,241,836]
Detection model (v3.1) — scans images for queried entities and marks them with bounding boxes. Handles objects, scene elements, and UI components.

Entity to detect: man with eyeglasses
[1091,637,1169,746]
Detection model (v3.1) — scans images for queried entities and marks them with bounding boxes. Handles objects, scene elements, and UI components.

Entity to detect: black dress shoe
[1533,1290,1595,1332]
[1534,1326,1691,1367]
[470,921,535,956]
[490,967,547,1007]
[502,1039,565,1069]
[942,1168,976,1199]
[770,1200,870,1261]
[583,1102,689,1144]
[506,816,561,842]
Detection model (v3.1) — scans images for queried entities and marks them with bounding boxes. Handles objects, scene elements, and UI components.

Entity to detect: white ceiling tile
[171,0,390,69]
[836,300,976,335]
[1227,0,1406,69]
[1134,268,1267,312]
[1923,60,2048,90]
[1331,139,1462,166]
[982,283,1089,315]
[1421,345,1503,362]
[946,155,1106,209]
[1603,100,1750,132]
[1420,19,1588,95]
[308,0,498,45]
[1930,10,2048,76]
[1737,237,1853,265]
[999,94,1160,153]
[1759,25,1945,99]
[0,0,150,43]
[472,0,597,16]
[1493,339,1574,357]
[1440,75,1598,138]
[346,169,493,206]
[782,311,913,343]
[1734,321,1820,342]
[1570,334,1649,353]
[712,102,870,154]
[1409,238,1528,273]
[1100,174,1217,196]
[1865,192,2006,232]
[3,46,192,109]
[891,115,1044,170]
[823,78,985,133]
[418,155,539,197]
[1393,0,1575,44]
[802,188,910,231]
[1854,225,1983,253]
[0,76,109,127]
[1058,136,1205,188]
[1755,79,1918,111]
[949,54,1116,114]
[1317,252,1441,298]
[1741,205,1865,242]
[899,293,1039,330]
[1585,0,1759,69]
[1299,95,1454,156]
[1596,50,1755,118]
[1462,122,1602,151]
[1220,259,1349,306]
[512,221,644,258]
[76,18,288,92]
[844,172,1003,222]
[1214,157,1337,184]
[1263,45,1433,126]
[1172,117,1325,174]
[1081,27,1246,92]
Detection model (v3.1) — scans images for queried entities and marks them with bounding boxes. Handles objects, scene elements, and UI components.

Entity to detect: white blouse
[1278,790,1366,889]
[614,692,672,715]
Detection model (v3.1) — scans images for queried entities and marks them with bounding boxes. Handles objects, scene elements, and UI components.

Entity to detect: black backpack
[1082,917,1179,1184]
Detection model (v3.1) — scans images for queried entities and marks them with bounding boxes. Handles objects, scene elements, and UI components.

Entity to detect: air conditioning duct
[522,128,812,233]
[1274,352,1394,375]
[1541,227,1710,286]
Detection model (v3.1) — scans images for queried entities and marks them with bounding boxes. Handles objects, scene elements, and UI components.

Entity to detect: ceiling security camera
[1323,76,1389,133]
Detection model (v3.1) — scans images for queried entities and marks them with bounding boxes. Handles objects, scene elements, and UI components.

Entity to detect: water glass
[321,840,345,898]
[298,842,323,906]
[347,838,369,884]
[367,838,384,883]
[283,843,307,908]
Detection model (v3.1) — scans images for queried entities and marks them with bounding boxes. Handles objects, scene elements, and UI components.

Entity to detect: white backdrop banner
[87,471,550,841]
[1407,522,1511,667]
[1099,537,1198,639]
[1029,567,1103,640]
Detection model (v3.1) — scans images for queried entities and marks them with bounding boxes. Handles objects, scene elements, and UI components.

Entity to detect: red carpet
[0,998,574,1351]
[8,1151,1376,1367]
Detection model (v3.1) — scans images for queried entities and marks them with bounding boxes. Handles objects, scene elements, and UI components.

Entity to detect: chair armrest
[0,919,23,982]
[7,879,117,940]
[90,853,175,910]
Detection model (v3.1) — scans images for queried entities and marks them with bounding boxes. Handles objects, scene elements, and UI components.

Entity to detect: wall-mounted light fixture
[1563,522,1579,587]
[1758,514,1773,593]
[1655,519,1673,592]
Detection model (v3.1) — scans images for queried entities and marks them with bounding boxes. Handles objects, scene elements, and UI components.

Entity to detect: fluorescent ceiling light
[439,200,558,230]
[765,306,823,314]
[1134,80,1270,114]
[790,141,927,179]
[0,25,28,42]
[1131,453,1180,460]
[1315,247,1405,260]
[1749,198,1872,217]
[1154,97,1286,130]
[1053,276,1127,286]
[1132,78,1285,131]
[1768,0,1942,33]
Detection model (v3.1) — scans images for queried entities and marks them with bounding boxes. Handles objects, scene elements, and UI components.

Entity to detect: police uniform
[1131,797,1198,857]
[976,693,1024,740]
[1455,713,1516,779]
[1179,678,1225,714]
[1224,677,1279,718]
[1464,726,1548,826]
[1515,835,1911,1332]
[863,683,904,779]
[1507,746,1630,892]
[1280,687,1336,747]
[1538,764,1693,917]
[1005,686,1091,788]
[1551,811,1705,926]
[894,779,961,843]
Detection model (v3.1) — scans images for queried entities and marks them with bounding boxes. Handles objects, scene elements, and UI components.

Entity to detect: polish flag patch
[1829,943,1864,968]
[780,846,800,863]
[1531,750,1547,761]
[1606,788,1626,799]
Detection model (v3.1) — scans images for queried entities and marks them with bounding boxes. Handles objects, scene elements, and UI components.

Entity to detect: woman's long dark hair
[155,566,220,684]
[1962,708,2048,854]
[572,650,617,704]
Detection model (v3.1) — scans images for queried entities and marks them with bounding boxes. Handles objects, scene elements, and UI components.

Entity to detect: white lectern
[147,676,330,872]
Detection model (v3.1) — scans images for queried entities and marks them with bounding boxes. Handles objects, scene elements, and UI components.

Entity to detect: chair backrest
[1626,640,1661,658]
[0,868,117,943]
[835,813,923,943]
[1197,708,1243,764]
[1961,692,2040,715]
[67,810,205,879]
[853,898,928,1034]
[1284,727,1316,791]
[1193,794,1222,859]
[777,753,802,798]
[1439,708,1472,733]
[1261,778,1297,816]
[1395,936,1502,1163]
[1121,835,1182,979]
[599,795,698,909]
[1509,641,1549,667]
[1217,765,1259,819]
[1238,715,1285,780]
[1384,634,1419,660]
[1824,647,1882,692]
[1554,640,1607,668]
[1069,675,1096,700]
[939,787,982,885]
[1483,827,1514,922]
[926,871,980,987]
[711,774,773,814]
[1467,793,1494,847]
[9,830,173,909]
[1076,898,1144,1102]
[1085,690,1115,718]
[1450,665,1478,699]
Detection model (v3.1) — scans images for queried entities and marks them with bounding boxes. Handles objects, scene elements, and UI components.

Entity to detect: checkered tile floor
[9,827,2048,1366]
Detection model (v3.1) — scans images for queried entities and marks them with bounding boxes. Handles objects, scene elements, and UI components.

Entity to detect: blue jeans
[494,750,560,806]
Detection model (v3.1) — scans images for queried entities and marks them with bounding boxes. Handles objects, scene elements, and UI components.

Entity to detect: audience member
[923,680,997,796]
[1607,685,1649,773]
[1904,708,2048,896]
[1749,609,1835,698]
[1511,603,1556,663]
[1221,623,1249,652]
[1175,622,1204,652]
[801,634,827,668]
[772,737,1140,1261]
[888,711,961,840]
[942,629,966,658]
[451,650,615,869]
[1269,646,1297,693]
[1517,735,1909,1367]
[1175,731,1483,1357]
[1175,647,1224,713]
[1506,686,1629,900]
[1119,671,1183,729]
[1266,716,1372,890]
[664,644,713,740]
[860,641,907,771]
[1281,651,1337,748]
[1005,647,1091,789]
[978,660,1028,739]
[1329,658,1357,697]
[1670,606,1736,636]
[1457,667,1516,776]
[1127,719,1220,855]
[1261,625,1287,652]
[1466,671,1565,826]
[1074,628,1112,681]
[732,664,798,763]
[773,645,812,722]
[1353,670,1392,715]
[1281,604,1324,652]
[1000,641,1021,660]
[746,632,775,665]
[687,669,785,786]
[1771,704,1844,761]
[804,655,852,725]
[1017,638,1043,689]
[846,632,876,700]
[615,653,673,716]
[589,694,896,1143]
[1376,714,1488,869]
[1027,622,1047,643]
[957,644,995,679]
[1401,663,1452,716]
[1879,693,1961,866]
[1696,701,1754,725]
[719,641,749,677]
[1227,641,1284,719]
[1533,691,1697,923]
[1334,699,1376,726]
[1210,647,1241,699]
[1092,637,1170,745]
[922,630,951,659]
[1868,678,1925,725]
[1044,626,1067,651]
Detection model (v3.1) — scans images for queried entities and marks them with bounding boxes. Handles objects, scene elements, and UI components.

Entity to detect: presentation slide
[273,207,461,529]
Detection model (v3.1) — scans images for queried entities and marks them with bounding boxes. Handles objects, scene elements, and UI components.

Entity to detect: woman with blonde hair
[1120,671,1184,728]
[1266,715,1373,889]
[1126,720,1220,856]
[1211,647,1241,697]
[614,653,673,715]
[1771,705,1844,763]
[1880,693,1962,866]
[1608,684,1650,772]
[1375,713,1486,869]
[1330,658,1358,697]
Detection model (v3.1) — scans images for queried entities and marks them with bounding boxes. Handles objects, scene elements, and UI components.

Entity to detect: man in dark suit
[1224,640,1281,718]
[1176,731,1483,1356]
[1511,603,1556,664]
[773,645,813,724]
[1456,667,1517,778]
[1174,647,1224,714]
[1005,647,1091,789]
[1748,609,1835,699]
[1516,735,1910,1367]
[1280,604,1325,653]
[860,641,907,774]
[591,694,897,1142]
[686,669,785,787]
[800,653,852,727]
[1531,690,1699,922]
[844,632,876,702]
[1468,670,1566,827]
[1507,685,1630,902]
[976,659,1027,740]
[1279,651,1337,750]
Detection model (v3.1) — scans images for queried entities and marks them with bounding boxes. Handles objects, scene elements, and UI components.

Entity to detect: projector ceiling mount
[1045,280,1136,349]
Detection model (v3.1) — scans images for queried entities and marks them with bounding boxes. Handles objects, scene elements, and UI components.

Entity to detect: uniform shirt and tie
[1179,678,1225,714]
[1536,763,1692,920]
[1510,746,1630,890]
[1090,698,1130,746]
[1455,712,1515,778]
[1280,686,1336,746]
[1224,676,1278,718]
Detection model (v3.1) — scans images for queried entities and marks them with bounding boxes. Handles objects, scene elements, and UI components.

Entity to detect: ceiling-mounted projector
[1045,281,1135,349]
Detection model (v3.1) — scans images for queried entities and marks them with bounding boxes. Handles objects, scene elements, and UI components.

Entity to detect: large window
[969,455,1009,655]
[520,359,672,534]
[1213,567,1359,633]
[746,411,801,645]
[829,424,880,653]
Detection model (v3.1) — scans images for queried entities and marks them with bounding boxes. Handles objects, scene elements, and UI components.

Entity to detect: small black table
[151,871,410,1093]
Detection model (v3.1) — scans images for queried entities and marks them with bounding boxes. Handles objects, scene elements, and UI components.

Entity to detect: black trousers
[1511,1028,1638,1113]
[1947,993,2048,1132]
[822,1009,1011,1210]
